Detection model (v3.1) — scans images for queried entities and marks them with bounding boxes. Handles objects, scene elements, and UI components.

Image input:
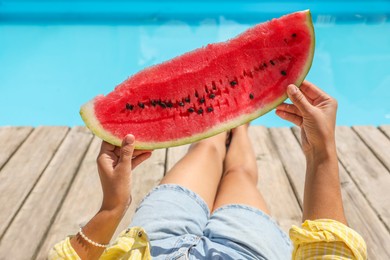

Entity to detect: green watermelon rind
[80,10,315,149]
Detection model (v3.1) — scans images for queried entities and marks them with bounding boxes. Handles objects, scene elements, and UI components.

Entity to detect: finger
[300,81,328,102]
[132,152,152,169]
[275,109,303,126]
[97,152,116,176]
[113,146,121,158]
[276,103,302,117]
[99,141,116,156]
[287,84,313,115]
[116,135,136,172]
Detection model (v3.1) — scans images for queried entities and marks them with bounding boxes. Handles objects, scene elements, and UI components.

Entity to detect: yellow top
[49,219,367,260]
[290,219,367,260]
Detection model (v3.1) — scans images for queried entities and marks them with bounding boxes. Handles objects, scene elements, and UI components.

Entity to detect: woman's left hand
[97,135,152,213]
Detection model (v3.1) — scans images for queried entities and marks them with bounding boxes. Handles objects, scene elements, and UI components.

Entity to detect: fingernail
[287,84,297,95]
[125,134,135,145]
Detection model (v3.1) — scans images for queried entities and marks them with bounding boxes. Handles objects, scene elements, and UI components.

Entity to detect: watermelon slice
[81,10,315,149]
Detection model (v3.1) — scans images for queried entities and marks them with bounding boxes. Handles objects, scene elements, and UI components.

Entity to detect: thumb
[117,134,135,171]
[287,84,312,114]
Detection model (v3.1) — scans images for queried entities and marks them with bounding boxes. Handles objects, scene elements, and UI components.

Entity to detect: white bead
[78,227,109,248]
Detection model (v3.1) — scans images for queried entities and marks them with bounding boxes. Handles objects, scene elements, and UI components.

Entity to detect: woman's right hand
[97,135,152,212]
[275,81,338,157]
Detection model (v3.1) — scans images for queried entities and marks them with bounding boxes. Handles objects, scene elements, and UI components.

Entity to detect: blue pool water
[1,1,390,127]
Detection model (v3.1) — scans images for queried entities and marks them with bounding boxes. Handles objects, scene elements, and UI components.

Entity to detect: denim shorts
[130,184,292,260]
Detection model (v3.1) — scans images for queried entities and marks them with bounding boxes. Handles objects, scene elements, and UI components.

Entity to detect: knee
[222,165,258,184]
[190,141,225,159]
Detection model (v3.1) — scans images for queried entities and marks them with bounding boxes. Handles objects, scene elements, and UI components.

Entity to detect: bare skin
[67,80,347,259]
[161,124,269,214]
[160,132,227,211]
[276,81,347,224]
[70,135,152,260]
[212,124,269,213]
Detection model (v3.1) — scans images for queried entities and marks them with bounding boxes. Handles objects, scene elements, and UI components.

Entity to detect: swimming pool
[1,1,389,127]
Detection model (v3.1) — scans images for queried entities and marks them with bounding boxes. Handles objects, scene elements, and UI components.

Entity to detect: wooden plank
[0,127,93,258]
[292,126,390,259]
[379,125,390,139]
[0,126,68,238]
[353,126,390,171]
[166,144,191,173]
[35,141,166,259]
[335,126,390,230]
[249,126,302,233]
[0,127,33,170]
[35,136,102,259]
[338,165,390,258]
[268,128,306,207]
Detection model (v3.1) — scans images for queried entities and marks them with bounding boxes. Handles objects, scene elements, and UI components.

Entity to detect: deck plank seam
[0,127,34,173]
[268,127,303,210]
[163,148,169,176]
[284,127,306,211]
[0,127,70,242]
[379,126,390,140]
[33,131,95,259]
[351,127,390,173]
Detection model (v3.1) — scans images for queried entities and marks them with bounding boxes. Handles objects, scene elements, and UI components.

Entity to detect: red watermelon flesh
[80,10,315,149]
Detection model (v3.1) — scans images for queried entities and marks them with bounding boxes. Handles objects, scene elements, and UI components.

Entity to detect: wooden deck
[0,125,389,259]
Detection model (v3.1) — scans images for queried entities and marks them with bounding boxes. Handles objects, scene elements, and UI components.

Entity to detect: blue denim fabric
[130,184,292,260]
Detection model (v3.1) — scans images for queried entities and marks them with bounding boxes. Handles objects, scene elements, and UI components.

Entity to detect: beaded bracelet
[78,227,110,248]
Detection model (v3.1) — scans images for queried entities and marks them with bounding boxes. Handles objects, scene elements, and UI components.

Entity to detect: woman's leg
[160,132,227,211]
[212,124,269,214]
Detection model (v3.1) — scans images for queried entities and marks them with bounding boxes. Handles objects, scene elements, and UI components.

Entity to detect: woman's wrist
[100,196,132,216]
[305,140,337,163]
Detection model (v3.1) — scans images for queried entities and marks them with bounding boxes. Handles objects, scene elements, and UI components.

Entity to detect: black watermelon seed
[167,101,173,108]
[207,107,213,112]
[195,92,199,98]
[281,70,287,76]
[292,33,297,38]
[209,93,216,99]
[138,102,145,108]
[230,80,238,87]
[178,101,185,107]
[249,93,254,100]
[126,103,134,110]
[197,108,203,114]
[159,102,167,108]
[188,107,195,113]
[199,98,205,104]
[185,97,191,103]
[270,60,275,66]
[263,62,267,68]
[151,100,157,106]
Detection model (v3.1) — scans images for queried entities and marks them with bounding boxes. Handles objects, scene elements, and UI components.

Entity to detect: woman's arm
[276,81,347,224]
[70,135,152,259]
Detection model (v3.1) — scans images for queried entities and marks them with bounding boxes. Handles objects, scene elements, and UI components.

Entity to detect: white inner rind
[80,10,315,150]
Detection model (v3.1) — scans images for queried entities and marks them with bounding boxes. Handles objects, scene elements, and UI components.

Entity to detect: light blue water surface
[1,1,390,127]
